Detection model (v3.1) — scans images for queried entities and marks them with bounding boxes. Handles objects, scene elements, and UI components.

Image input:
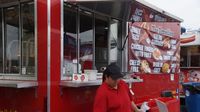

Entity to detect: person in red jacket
[93,63,143,112]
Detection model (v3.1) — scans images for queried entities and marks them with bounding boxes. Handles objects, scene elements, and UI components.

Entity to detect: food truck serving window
[63,3,123,78]
[180,31,200,68]
[180,46,200,67]
[0,1,36,80]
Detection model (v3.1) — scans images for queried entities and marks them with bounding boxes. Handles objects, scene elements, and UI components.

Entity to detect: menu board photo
[128,22,180,74]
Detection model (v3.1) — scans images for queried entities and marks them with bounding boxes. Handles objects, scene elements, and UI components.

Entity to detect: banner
[128,22,180,74]
[181,32,200,46]
[129,1,181,22]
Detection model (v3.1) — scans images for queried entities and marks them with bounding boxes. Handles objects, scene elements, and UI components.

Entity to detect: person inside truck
[93,63,143,112]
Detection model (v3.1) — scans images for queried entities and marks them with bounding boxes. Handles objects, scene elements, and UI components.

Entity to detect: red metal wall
[50,0,62,111]
[0,0,48,112]
[127,22,181,104]
[49,2,180,112]
[133,74,179,103]
[49,1,98,112]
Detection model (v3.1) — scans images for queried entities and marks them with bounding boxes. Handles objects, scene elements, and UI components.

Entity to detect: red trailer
[180,30,200,85]
[0,0,182,112]
[179,30,200,109]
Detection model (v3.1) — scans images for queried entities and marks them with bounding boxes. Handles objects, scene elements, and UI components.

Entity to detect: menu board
[128,22,180,74]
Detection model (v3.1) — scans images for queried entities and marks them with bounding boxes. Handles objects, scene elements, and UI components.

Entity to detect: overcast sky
[145,0,200,30]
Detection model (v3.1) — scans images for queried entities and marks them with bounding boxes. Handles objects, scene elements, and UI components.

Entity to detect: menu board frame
[128,22,180,74]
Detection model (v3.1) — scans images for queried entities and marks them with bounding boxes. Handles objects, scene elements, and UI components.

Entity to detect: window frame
[3,5,20,75]
[0,8,3,74]
[0,0,37,80]
[180,45,200,68]
[62,3,126,80]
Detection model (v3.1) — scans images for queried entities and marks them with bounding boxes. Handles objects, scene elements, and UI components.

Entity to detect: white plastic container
[84,70,97,81]
[72,59,81,73]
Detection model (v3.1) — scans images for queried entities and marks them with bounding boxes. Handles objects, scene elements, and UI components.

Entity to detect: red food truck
[180,30,200,84]
[0,0,182,112]
[179,30,200,102]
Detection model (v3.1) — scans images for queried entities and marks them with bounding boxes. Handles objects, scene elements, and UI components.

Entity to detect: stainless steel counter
[60,78,143,87]
[0,80,38,88]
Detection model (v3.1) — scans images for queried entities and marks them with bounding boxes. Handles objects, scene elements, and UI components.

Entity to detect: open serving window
[62,3,124,80]
[0,0,37,84]
[61,1,145,87]
[180,31,200,68]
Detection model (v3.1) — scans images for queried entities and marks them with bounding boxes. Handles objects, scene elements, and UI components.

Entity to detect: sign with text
[129,1,180,22]
[128,22,180,74]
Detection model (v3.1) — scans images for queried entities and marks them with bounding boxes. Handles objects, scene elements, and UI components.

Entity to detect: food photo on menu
[128,22,180,74]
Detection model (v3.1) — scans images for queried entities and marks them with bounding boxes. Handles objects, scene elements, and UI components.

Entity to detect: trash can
[182,82,200,112]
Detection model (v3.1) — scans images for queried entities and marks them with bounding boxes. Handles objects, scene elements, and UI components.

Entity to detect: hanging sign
[128,22,180,74]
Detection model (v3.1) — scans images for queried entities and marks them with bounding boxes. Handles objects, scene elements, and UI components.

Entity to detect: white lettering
[170,40,177,44]
[151,39,163,46]
[144,46,154,52]
[131,66,139,72]
[171,45,176,50]
[153,62,163,67]
[171,68,176,73]
[131,44,143,51]
[153,68,161,73]
[171,64,176,68]
[163,55,171,60]
[130,60,140,66]
[135,8,143,16]
[135,51,144,57]
[132,15,142,22]
[130,26,141,34]
[167,51,174,56]
[131,34,140,40]
[172,57,177,61]
[151,25,174,37]
[153,34,163,40]
[154,15,167,22]
[144,52,152,58]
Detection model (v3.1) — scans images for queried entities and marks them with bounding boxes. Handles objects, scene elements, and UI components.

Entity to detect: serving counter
[0,80,38,88]
[60,78,143,87]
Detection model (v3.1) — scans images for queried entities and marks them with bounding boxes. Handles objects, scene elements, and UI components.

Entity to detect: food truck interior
[63,2,127,75]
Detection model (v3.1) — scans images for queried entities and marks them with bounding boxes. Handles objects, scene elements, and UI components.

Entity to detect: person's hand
[135,109,144,112]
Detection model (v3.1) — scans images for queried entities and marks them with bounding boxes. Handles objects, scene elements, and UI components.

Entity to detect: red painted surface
[50,0,62,112]
[127,22,180,109]
[0,0,48,112]
[133,74,179,103]
[50,1,98,112]
[147,97,180,112]
[37,0,48,111]
[48,2,181,112]
[0,1,181,112]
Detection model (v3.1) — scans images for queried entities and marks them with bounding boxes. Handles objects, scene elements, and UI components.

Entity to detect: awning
[65,0,183,22]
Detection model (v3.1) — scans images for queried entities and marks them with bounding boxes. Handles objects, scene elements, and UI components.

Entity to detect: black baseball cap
[103,63,124,80]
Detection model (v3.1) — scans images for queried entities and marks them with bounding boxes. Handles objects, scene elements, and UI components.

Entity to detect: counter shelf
[0,80,38,88]
[60,78,143,87]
